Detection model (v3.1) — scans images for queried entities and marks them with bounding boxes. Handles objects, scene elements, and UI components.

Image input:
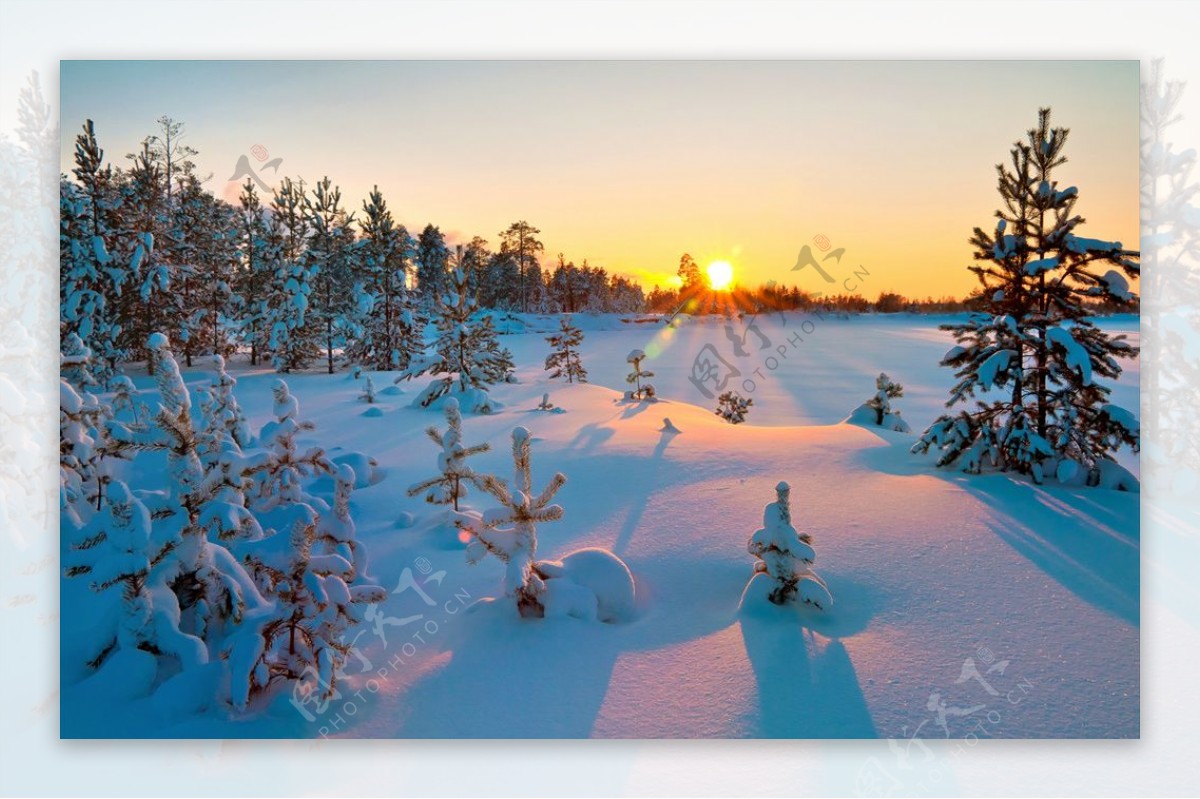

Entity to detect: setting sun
[707,260,734,291]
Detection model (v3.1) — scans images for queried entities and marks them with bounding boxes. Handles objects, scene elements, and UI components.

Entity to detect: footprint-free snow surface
[61,312,1140,738]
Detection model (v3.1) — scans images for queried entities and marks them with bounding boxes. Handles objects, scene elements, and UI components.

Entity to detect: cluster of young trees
[61,333,383,707]
[59,119,647,386]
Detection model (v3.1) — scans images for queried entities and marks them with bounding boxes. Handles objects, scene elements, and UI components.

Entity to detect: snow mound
[541,575,600,621]
[380,384,404,396]
[738,570,832,614]
[362,406,384,418]
[395,511,416,529]
[844,403,911,433]
[1093,460,1139,492]
[534,548,637,623]
[330,452,379,487]
[423,388,500,415]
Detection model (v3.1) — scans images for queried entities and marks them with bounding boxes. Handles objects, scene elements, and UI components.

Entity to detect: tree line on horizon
[643,255,1138,316]
[60,117,646,382]
[60,115,1138,388]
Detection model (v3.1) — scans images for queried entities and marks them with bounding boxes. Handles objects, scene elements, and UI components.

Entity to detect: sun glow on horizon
[706,260,734,291]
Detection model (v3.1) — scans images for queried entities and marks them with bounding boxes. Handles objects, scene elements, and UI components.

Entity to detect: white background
[1,1,1197,796]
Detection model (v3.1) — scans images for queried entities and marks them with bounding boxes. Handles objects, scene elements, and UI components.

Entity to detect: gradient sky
[59,60,1139,298]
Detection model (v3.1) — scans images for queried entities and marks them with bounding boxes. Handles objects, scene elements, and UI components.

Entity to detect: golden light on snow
[706,260,734,291]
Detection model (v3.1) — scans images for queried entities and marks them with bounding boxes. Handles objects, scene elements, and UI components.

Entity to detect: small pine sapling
[396,266,510,412]
[406,396,490,512]
[60,379,108,524]
[857,372,911,432]
[537,392,555,411]
[461,427,566,617]
[198,354,251,461]
[716,391,753,424]
[868,373,902,424]
[230,506,384,709]
[64,480,204,669]
[109,375,146,427]
[319,464,370,581]
[359,374,377,404]
[625,349,655,401]
[104,334,258,637]
[245,379,334,511]
[61,332,98,389]
[544,316,588,383]
[746,481,832,609]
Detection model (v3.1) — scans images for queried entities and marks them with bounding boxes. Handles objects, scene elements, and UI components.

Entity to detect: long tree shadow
[737,570,880,738]
[854,442,1139,625]
[739,617,877,738]
[612,428,678,556]
[395,603,624,738]
[563,421,615,453]
[965,478,1139,625]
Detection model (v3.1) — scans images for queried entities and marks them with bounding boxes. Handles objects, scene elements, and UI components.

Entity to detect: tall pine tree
[913,108,1140,485]
[345,186,422,370]
[305,177,356,374]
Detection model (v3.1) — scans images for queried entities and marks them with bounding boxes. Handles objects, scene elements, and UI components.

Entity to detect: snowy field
[61,312,1140,739]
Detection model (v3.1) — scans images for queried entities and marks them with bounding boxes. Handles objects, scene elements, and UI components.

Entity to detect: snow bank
[534,548,637,623]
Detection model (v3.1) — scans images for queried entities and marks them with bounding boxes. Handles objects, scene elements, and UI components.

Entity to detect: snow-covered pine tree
[306,177,357,374]
[61,332,97,389]
[175,177,240,364]
[229,502,384,709]
[407,396,490,512]
[318,464,371,581]
[480,318,516,384]
[198,354,251,461]
[60,378,109,525]
[625,349,655,401]
[358,374,377,404]
[225,385,380,707]
[848,372,911,432]
[479,251,520,310]
[235,180,276,366]
[104,333,258,638]
[499,221,545,313]
[459,236,491,304]
[60,119,126,383]
[62,480,203,670]
[109,375,145,427]
[746,481,832,609]
[867,373,903,425]
[242,379,334,512]
[120,139,174,366]
[397,264,511,413]
[716,390,752,424]
[344,186,422,371]
[461,426,566,617]
[544,315,588,383]
[913,108,1140,485]
[415,224,451,307]
[266,178,320,372]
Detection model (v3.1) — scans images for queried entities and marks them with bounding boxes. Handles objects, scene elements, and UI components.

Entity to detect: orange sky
[61,61,1139,299]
